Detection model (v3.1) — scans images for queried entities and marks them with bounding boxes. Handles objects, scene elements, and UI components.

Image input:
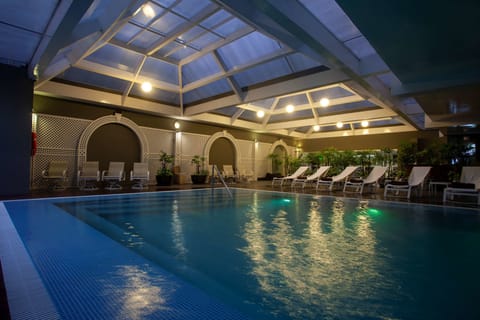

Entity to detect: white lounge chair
[291,166,330,188]
[130,162,150,190]
[344,166,388,194]
[272,166,309,186]
[42,160,68,190]
[77,161,100,190]
[102,161,125,190]
[316,166,359,191]
[223,164,237,183]
[384,166,431,199]
[443,166,480,204]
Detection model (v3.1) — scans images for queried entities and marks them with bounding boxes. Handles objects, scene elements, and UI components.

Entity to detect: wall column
[0,64,34,196]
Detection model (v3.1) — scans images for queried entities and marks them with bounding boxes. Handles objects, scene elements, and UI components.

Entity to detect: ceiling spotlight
[320,98,330,107]
[141,81,152,92]
[313,125,320,131]
[174,121,180,129]
[257,110,265,118]
[336,121,343,128]
[142,4,155,18]
[286,104,295,113]
[361,120,369,127]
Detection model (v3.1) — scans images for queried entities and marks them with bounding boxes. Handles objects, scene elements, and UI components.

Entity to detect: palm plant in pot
[156,151,174,186]
[191,155,208,184]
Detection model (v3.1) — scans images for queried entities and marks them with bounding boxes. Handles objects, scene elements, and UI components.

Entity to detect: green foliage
[191,155,207,175]
[157,151,174,176]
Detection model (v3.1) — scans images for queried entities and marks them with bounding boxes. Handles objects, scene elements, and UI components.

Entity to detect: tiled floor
[1,179,478,319]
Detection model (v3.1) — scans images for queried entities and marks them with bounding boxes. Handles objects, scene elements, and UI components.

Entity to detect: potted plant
[156,151,174,186]
[191,155,208,184]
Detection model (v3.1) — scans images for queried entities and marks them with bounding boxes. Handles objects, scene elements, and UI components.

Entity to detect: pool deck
[1,179,479,319]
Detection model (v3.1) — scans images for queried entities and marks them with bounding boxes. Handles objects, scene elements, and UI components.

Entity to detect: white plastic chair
[272,166,309,186]
[130,162,150,190]
[42,160,68,190]
[316,166,359,191]
[77,161,100,190]
[102,161,125,190]
[344,166,388,194]
[384,166,432,199]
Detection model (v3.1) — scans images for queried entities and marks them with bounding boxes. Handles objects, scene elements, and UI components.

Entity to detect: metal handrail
[210,164,232,198]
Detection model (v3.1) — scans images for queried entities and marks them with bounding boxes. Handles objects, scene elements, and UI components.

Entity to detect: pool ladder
[210,165,233,198]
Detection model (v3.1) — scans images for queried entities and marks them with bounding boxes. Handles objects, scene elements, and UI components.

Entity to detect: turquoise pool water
[3,189,480,319]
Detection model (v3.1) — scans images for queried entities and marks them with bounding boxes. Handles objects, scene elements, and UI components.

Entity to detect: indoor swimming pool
[1,188,480,319]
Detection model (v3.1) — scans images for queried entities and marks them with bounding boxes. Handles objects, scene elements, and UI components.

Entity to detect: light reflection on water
[240,196,398,319]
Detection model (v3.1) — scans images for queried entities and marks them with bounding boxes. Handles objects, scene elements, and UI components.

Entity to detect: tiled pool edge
[0,203,60,320]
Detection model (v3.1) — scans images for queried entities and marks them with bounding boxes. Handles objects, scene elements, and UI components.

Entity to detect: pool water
[4,188,480,319]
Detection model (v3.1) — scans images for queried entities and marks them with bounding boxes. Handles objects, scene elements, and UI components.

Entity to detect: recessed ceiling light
[142,4,155,18]
[313,125,320,131]
[286,104,295,113]
[141,81,152,92]
[336,121,343,128]
[257,110,265,118]
[320,98,330,107]
[361,120,369,127]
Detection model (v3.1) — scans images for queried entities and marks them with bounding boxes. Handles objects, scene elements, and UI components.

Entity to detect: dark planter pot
[156,175,173,186]
[191,174,208,184]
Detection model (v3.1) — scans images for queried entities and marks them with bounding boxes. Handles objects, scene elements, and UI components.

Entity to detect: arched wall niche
[267,139,289,174]
[203,130,241,170]
[77,113,149,167]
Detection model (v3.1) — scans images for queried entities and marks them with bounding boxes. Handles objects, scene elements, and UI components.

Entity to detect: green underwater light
[367,208,382,215]
[282,198,291,203]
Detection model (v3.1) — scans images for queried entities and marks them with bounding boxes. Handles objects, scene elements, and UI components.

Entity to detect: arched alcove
[203,131,241,171]
[209,137,235,171]
[268,140,289,175]
[77,114,149,180]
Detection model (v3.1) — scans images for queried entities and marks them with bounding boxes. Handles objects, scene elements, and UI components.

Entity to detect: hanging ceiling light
[336,121,343,128]
[142,4,155,18]
[361,120,369,127]
[313,125,320,131]
[257,110,265,118]
[286,104,295,113]
[320,97,330,107]
[141,81,152,92]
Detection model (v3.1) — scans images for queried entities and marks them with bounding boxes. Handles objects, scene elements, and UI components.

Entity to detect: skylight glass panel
[299,0,361,42]
[250,98,276,109]
[278,94,309,108]
[171,0,212,19]
[57,68,128,93]
[285,53,322,72]
[85,45,143,73]
[239,110,262,123]
[189,32,222,50]
[183,79,231,104]
[344,36,375,59]
[155,41,182,57]
[131,30,164,49]
[115,23,142,43]
[310,86,354,101]
[316,101,378,115]
[139,58,178,85]
[182,54,222,84]
[131,2,164,26]
[169,46,198,61]
[233,58,292,87]
[213,106,237,117]
[150,12,186,34]
[201,9,231,29]
[0,24,39,64]
[155,0,177,8]
[214,18,250,37]
[217,31,282,69]
[179,26,205,42]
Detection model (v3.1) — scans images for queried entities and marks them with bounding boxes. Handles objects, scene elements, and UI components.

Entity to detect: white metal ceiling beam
[36,81,180,116]
[212,50,244,100]
[35,0,147,88]
[122,55,148,105]
[185,69,349,115]
[74,59,179,92]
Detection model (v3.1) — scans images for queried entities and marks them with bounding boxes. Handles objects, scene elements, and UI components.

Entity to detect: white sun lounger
[343,166,388,194]
[384,166,431,199]
[272,166,309,186]
[443,166,480,204]
[291,166,330,188]
[316,166,359,191]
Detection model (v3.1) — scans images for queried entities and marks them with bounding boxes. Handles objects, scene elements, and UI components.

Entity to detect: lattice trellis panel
[141,127,174,156]
[32,114,90,189]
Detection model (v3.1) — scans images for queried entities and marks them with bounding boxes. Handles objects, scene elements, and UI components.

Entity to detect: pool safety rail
[210,165,233,198]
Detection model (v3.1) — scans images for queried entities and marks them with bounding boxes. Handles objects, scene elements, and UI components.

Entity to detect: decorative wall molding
[203,130,242,167]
